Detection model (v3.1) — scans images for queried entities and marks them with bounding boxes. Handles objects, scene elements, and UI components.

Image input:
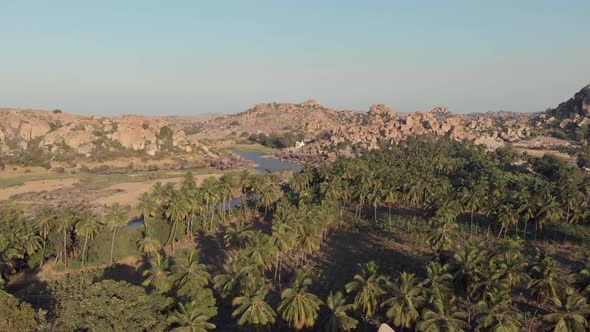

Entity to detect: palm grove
[2,137,590,331]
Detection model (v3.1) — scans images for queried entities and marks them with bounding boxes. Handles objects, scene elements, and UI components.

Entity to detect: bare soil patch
[0,178,79,201]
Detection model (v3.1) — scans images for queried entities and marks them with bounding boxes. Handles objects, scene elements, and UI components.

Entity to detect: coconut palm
[224,220,255,248]
[165,191,190,250]
[104,203,128,266]
[423,262,453,299]
[136,192,157,230]
[232,287,277,331]
[474,290,521,332]
[543,288,590,332]
[56,207,76,267]
[528,252,564,304]
[428,217,459,256]
[516,189,536,240]
[137,233,162,257]
[452,243,487,297]
[321,291,358,332]
[345,260,387,320]
[271,221,294,286]
[492,251,529,291]
[460,186,483,236]
[167,300,216,332]
[75,209,102,267]
[218,173,234,223]
[142,252,172,293]
[382,272,425,330]
[278,272,322,330]
[35,205,54,246]
[417,296,470,332]
[173,249,210,288]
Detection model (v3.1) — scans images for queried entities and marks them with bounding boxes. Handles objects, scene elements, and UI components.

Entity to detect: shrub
[86,227,142,264]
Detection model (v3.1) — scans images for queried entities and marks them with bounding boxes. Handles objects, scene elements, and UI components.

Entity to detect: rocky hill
[531,84,590,140]
[0,109,240,169]
[184,99,358,142]
[276,105,535,162]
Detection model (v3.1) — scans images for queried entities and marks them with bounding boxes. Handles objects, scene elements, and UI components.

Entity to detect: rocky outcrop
[277,105,534,162]
[533,84,590,135]
[0,109,199,159]
[187,100,358,142]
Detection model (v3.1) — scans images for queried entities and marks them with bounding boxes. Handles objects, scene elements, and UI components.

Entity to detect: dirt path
[93,173,221,207]
[0,178,79,201]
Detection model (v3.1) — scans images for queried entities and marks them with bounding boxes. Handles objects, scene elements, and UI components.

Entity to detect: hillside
[532,84,590,140]
[184,99,358,142]
[0,109,243,170]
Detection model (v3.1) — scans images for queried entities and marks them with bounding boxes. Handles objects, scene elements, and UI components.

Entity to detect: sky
[1,0,589,116]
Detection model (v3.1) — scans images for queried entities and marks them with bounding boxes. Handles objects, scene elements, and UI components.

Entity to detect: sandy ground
[0,178,79,201]
[93,173,220,207]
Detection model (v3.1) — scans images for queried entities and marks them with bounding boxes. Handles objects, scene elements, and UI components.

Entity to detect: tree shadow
[309,228,429,296]
[101,260,146,285]
[6,274,55,315]
[197,232,226,274]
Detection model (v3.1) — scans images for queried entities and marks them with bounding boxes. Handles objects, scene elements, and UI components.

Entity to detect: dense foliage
[2,137,590,331]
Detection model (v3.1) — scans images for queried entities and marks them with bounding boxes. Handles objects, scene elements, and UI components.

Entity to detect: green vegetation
[247,131,304,149]
[227,142,277,153]
[2,137,590,330]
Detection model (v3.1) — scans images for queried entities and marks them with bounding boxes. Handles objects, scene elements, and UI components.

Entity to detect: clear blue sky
[1,0,589,115]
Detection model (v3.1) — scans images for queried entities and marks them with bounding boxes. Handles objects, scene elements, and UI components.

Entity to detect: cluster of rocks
[277,104,533,161]
[533,84,590,134]
[0,109,196,158]
[10,188,96,210]
[188,100,357,141]
[207,153,252,170]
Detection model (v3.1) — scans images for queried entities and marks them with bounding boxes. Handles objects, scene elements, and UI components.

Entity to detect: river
[128,150,301,228]
[232,150,302,173]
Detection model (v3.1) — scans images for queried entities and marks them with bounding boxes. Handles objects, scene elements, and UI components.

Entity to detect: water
[128,150,301,228]
[232,150,302,173]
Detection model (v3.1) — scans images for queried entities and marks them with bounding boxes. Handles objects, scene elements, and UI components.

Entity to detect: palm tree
[516,190,536,240]
[200,177,220,231]
[218,173,234,223]
[345,261,387,321]
[56,207,76,267]
[492,251,529,291]
[474,290,521,332]
[35,205,54,248]
[423,262,453,298]
[142,252,172,293]
[137,233,162,257]
[224,220,254,248]
[168,300,216,332]
[75,209,102,267]
[528,252,564,304]
[165,191,190,250]
[417,296,470,332]
[237,169,252,214]
[271,221,294,287]
[321,291,358,332]
[496,204,517,238]
[428,217,459,256]
[136,192,157,230]
[104,203,128,266]
[173,249,210,288]
[278,273,322,330]
[452,243,487,298]
[536,197,563,240]
[543,288,590,332]
[232,287,277,331]
[382,272,425,330]
[460,186,482,236]
[246,231,274,271]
